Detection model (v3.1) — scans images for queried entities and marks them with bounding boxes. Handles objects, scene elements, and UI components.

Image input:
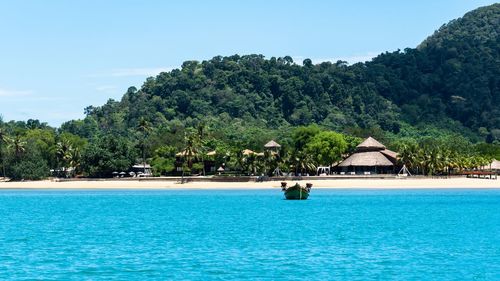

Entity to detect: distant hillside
[366,3,499,139]
[63,3,500,143]
[2,4,500,181]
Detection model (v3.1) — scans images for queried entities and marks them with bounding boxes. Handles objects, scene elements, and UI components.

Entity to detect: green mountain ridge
[1,4,500,180]
[61,3,499,143]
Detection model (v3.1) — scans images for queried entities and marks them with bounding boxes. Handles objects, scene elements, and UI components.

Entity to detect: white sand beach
[0,177,498,189]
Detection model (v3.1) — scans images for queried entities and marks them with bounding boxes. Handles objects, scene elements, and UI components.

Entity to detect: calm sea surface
[0,188,499,280]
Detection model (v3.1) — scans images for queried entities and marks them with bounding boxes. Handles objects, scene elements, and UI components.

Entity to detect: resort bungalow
[492,159,500,173]
[264,140,281,150]
[174,150,217,174]
[484,159,500,174]
[131,163,152,177]
[337,137,398,175]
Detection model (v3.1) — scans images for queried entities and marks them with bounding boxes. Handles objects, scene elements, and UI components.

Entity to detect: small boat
[281,182,312,200]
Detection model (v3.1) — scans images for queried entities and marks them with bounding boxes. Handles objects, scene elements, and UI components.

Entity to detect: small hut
[175,150,217,174]
[131,163,152,177]
[264,140,281,155]
[337,137,397,175]
[242,149,256,156]
[487,159,500,173]
[264,140,281,149]
[264,140,281,175]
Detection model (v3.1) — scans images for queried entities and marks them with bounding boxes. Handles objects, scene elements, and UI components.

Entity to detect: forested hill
[63,3,499,143]
[1,4,499,181]
[367,3,499,137]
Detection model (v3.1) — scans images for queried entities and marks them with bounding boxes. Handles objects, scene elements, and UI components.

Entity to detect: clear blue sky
[0,0,497,126]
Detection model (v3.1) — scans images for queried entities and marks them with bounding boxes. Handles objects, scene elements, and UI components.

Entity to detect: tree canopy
[1,4,499,180]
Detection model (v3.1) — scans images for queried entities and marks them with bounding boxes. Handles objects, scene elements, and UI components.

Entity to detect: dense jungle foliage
[1,4,499,179]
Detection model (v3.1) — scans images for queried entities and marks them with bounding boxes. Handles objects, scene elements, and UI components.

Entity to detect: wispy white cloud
[0,88,67,102]
[293,52,381,65]
[87,67,174,78]
[96,85,118,92]
[2,109,82,125]
[0,88,33,97]
[110,67,173,77]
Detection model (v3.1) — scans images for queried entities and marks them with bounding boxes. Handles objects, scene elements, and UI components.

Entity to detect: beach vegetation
[1,4,499,180]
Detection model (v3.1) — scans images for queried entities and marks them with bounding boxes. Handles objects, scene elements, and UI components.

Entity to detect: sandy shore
[0,177,498,189]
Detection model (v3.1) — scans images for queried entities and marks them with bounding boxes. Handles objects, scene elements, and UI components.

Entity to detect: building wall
[338,166,395,175]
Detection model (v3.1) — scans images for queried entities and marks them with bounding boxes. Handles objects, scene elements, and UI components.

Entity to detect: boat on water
[281,182,312,200]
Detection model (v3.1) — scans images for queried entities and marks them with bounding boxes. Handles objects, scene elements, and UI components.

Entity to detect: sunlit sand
[0,177,497,189]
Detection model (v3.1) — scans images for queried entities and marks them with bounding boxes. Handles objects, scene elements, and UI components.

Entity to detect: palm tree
[181,133,198,183]
[445,150,459,175]
[137,117,151,172]
[9,134,26,160]
[290,150,316,176]
[415,146,427,176]
[278,150,291,176]
[233,149,247,175]
[473,155,490,171]
[185,135,199,169]
[0,127,9,178]
[397,142,414,171]
[440,149,452,175]
[196,122,207,176]
[425,148,439,175]
[56,140,71,176]
[56,140,81,177]
[262,150,278,176]
[246,153,258,175]
[56,140,71,164]
[67,146,81,176]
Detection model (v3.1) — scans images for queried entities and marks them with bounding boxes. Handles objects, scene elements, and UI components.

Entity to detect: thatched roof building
[264,140,281,148]
[131,163,152,177]
[489,159,500,171]
[242,149,256,156]
[380,149,398,162]
[338,151,394,167]
[337,137,398,174]
[356,137,386,150]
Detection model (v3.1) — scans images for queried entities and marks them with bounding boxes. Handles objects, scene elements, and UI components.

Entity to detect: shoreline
[0,177,498,190]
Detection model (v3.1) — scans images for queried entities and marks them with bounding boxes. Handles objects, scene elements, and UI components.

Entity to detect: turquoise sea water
[0,189,499,280]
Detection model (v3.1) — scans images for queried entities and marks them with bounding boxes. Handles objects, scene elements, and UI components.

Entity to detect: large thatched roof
[264,140,281,148]
[338,151,394,167]
[242,149,255,155]
[337,136,397,167]
[380,149,398,161]
[357,137,385,150]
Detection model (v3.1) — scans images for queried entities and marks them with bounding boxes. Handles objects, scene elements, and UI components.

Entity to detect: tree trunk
[0,147,5,178]
[202,155,206,176]
[142,149,145,172]
[181,163,185,184]
[142,135,146,174]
